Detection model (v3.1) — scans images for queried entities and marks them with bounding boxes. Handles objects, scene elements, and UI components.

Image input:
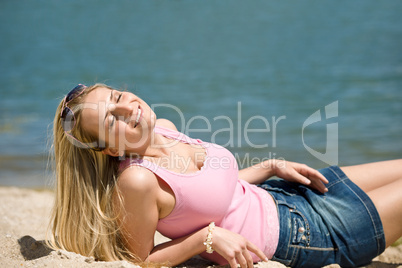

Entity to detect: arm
[239,159,329,193]
[238,159,276,185]
[119,166,206,265]
[116,167,159,261]
[118,167,267,267]
[149,226,268,267]
[148,226,208,264]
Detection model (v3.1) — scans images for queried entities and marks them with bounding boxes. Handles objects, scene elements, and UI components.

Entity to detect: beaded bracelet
[203,222,215,254]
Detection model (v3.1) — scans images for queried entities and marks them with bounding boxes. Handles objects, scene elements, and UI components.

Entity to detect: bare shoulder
[156,118,178,131]
[116,166,159,260]
[118,165,158,195]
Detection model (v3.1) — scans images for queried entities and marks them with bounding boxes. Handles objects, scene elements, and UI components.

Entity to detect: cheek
[113,121,152,149]
[115,124,126,141]
[125,125,152,148]
[104,124,124,148]
[116,123,140,146]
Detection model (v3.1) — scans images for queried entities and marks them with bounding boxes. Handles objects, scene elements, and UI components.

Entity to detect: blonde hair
[47,84,142,263]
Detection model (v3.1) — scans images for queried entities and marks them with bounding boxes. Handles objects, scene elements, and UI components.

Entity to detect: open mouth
[134,106,142,128]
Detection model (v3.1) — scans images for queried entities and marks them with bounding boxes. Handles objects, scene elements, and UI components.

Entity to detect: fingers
[236,249,253,268]
[273,160,331,196]
[227,250,252,268]
[228,258,238,268]
[307,170,329,193]
[310,179,328,193]
[300,174,328,193]
[292,164,328,193]
[227,258,237,268]
[226,242,268,268]
[291,169,312,185]
[301,165,329,184]
[246,240,269,262]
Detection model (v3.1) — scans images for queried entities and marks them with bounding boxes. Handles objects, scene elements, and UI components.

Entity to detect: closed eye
[116,92,123,103]
[107,91,123,130]
[108,90,123,132]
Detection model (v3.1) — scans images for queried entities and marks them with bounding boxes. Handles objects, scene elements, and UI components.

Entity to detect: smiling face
[80,87,156,156]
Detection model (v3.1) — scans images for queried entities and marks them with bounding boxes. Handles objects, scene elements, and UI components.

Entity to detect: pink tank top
[119,126,279,263]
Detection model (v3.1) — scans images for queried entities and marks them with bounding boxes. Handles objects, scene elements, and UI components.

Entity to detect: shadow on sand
[17,235,402,268]
[18,235,53,260]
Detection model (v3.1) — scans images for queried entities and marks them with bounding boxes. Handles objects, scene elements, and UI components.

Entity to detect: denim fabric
[258,166,385,268]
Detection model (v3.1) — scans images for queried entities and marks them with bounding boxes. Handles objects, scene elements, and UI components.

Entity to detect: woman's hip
[258,166,385,268]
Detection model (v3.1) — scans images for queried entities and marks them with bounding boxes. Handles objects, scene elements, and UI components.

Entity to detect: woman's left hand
[272,160,329,193]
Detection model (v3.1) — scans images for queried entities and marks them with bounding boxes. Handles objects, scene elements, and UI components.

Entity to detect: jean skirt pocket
[289,208,310,246]
[269,198,336,268]
[257,166,386,268]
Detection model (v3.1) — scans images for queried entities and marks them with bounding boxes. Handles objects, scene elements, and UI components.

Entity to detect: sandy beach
[0,186,401,268]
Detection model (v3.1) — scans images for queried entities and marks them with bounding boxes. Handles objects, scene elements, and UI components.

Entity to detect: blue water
[1,1,401,188]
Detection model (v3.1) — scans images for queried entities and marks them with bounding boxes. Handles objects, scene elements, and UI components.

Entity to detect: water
[1,0,401,188]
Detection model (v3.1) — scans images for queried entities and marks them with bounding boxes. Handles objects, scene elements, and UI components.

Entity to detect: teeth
[135,108,142,127]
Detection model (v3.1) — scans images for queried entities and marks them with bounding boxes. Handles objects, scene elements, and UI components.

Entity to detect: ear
[102,147,122,157]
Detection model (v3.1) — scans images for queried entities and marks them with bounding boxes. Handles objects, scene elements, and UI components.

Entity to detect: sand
[0,186,401,268]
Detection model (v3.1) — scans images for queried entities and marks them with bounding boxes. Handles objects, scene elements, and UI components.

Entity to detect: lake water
[1,0,401,188]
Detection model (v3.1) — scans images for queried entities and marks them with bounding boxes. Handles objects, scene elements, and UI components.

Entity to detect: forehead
[80,87,110,137]
[81,87,111,120]
[85,87,110,103]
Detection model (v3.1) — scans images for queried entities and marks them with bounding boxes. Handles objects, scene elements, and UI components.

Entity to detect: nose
[110,103,133,118]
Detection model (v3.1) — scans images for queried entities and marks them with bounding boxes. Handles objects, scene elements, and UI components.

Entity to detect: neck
[124,132,171,159]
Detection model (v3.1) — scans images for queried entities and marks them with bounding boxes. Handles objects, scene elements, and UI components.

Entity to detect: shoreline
[1,186,401,267]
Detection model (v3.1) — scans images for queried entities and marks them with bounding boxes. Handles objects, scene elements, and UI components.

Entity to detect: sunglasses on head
[60,84,103,151]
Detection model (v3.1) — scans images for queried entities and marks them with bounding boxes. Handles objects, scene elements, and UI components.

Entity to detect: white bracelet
[203,222,215,254]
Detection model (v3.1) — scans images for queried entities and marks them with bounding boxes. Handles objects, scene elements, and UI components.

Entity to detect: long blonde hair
[47,84,141,263]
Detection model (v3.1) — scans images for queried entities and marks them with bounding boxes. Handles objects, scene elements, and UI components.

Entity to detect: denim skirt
[257,166,385,268]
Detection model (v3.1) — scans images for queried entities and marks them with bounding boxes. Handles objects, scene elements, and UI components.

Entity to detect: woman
[48,83,402,268]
